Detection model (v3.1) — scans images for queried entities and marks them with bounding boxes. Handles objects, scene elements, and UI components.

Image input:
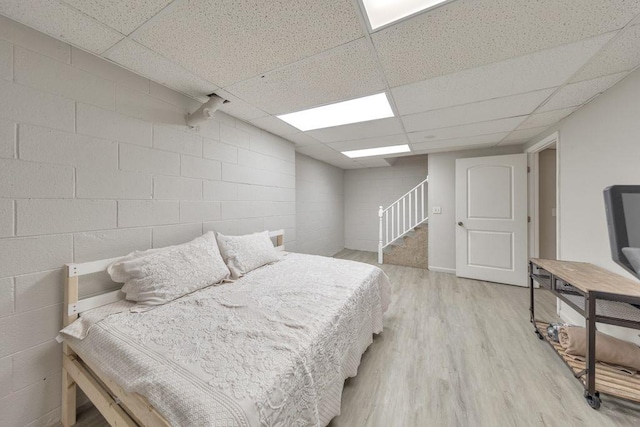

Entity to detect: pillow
[216,231,280,278]
[107,232,230,306]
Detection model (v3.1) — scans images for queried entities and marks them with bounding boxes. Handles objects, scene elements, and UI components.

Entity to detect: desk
[529,258,640,409]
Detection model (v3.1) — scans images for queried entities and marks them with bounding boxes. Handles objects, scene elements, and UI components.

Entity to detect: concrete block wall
[344,156,428,252]
[295,154,345,256]
[0,16,297,426]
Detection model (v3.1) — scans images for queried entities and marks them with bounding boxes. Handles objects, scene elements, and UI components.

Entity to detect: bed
[59,230,391,427]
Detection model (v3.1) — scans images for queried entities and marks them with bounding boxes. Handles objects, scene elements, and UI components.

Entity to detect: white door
[455,154,528,286]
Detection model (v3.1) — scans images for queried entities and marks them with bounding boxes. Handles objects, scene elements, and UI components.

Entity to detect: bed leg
[61,351,77,426]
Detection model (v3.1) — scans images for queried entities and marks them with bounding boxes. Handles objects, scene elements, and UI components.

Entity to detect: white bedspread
[61,253,391,427]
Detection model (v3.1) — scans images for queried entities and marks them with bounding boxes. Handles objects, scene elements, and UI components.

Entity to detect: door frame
[526,131,560,260]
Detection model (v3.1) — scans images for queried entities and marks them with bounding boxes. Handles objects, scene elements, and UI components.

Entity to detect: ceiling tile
[105,39,218,99]
[306,117,404,143]
[538,72,627,112]
[412,144,500,156]
[411,133,510,151]
[250,116,299,136]
[131,0,364,87]
[295,144,362,169]
[226,38,386,115]
[0,0,123,54]
[61,0,172,35]
[285,132,322,147]
[391,33,613,115]
[571,25,640,82]
[354,157,393,168]
[213,89,269,122]
[501,126,550,144]
[401,89,554,132]
[407,116,526,143]
[372,0,639,87]
[327,134,408,152]
[517,108,576,130]
[295,143,340,159]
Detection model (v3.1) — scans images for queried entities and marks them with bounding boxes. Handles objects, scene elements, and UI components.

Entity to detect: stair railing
[378,176,429,264]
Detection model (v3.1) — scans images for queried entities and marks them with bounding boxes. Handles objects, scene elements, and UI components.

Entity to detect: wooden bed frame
[61,230,285,427]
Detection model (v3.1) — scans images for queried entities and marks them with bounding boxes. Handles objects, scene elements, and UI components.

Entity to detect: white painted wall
[344,156,428,252]
[526,69,640,344]
[0,17,298,426]
[427,146,523,272]
[295,154,344,256]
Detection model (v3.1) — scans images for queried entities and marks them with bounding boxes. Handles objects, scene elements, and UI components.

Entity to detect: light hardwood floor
[71,250,640,427]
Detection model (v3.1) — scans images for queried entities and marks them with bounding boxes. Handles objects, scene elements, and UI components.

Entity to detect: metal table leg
[584,293,601,409]
[530,262,544,339]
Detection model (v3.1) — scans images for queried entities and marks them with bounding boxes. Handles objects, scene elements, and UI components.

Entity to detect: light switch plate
[432,206,442,214]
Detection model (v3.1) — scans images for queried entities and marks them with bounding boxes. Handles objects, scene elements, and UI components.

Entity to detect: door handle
[457,221,464,227]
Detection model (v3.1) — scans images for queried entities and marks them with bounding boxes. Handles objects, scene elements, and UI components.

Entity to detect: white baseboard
[428,266,456,274]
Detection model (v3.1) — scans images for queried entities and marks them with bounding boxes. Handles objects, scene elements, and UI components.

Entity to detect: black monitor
[604,185,640,280]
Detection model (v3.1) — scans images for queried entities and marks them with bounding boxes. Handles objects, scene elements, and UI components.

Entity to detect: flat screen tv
[604,185,640,280]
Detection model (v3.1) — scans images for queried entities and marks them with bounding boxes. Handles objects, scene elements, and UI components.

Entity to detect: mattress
[61,252,391,427]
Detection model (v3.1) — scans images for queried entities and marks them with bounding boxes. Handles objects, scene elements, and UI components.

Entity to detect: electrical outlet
[432,206,442,214]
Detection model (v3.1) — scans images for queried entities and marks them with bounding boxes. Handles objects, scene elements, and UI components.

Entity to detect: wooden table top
[530,258,640,298]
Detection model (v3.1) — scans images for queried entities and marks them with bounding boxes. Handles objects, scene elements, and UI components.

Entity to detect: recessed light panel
[277,93,394,131]
[342,144,411,158]
[362,0,450,30]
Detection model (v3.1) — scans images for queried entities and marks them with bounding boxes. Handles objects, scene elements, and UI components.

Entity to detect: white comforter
[62,253,391,427]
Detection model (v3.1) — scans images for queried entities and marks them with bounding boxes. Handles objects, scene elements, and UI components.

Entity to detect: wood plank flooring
[71,249,640,427]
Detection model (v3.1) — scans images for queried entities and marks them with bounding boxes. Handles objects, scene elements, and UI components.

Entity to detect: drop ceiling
[2,0,640,169]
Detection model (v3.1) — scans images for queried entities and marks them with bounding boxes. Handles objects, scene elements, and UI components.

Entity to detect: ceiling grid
[2,0,640,168]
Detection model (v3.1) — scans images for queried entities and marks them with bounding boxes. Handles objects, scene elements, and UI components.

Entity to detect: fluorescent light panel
[342,144,411,158]
[277,93,394,131]
[362,0,449,30]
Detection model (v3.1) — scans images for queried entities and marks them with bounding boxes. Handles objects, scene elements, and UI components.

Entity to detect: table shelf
[529,259,640,410]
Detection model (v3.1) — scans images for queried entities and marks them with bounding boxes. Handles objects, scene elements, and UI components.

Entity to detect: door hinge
[527,166,531,173]
[528,216,531,223]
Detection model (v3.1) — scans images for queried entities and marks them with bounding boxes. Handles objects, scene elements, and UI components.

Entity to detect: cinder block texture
[118,200,180,228]
[0,80,74,131]
[0,118,16,159]
[120,144,180,176]
[74,228,152,262]
[0,278,14,319]
[153,124,202,156]
[0,159,73,199]
[0,20,304,427]
[153,175,202,200]
[17,199,117,235]
[0,39,12,81]
[181,155,222,180]
[77,103,152,146]
[0,235,73,278]
[15,47,115,109]
[19,124,118,170]
[0,199,13,238]
[76,168,152,200]
[152,223,202,248]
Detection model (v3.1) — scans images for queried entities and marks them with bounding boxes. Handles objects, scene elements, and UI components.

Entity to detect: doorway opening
[527,132,560,260]
[538,146,557,259]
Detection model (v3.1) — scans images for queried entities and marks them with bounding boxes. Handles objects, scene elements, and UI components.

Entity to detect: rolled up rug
[558,325,640,372]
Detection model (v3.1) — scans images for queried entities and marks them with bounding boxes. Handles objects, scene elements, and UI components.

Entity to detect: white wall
[344,156,428,252]
[527,69,640,344]
[295,154,345,256]
[427,146,523,272]
[0,17,298,426]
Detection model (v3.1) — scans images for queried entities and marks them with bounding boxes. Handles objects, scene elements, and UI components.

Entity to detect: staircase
[378,177,428,266]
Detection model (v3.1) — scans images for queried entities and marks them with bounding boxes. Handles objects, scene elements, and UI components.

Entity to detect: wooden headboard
[63,229,285,327]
